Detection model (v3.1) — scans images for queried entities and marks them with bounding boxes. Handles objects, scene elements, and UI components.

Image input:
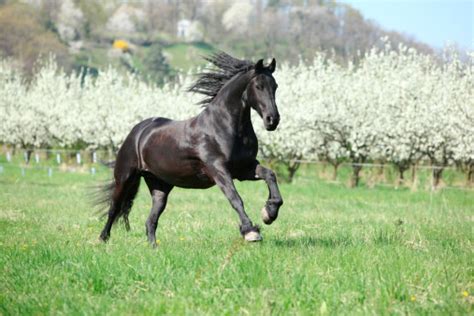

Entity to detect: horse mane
[188,52,254,106]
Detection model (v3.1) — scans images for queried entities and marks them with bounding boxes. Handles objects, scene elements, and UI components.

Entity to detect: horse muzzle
[264,114,280,131]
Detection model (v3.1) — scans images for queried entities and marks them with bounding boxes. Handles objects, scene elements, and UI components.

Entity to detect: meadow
[0,163,472,315]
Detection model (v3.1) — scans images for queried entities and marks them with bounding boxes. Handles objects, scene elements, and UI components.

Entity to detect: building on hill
[177,19,203,42]
[177,19,191,39]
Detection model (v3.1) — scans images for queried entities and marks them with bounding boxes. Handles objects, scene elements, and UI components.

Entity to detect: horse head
[245,58,280,131]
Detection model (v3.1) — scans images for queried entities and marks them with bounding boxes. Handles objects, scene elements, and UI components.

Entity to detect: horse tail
[93,180,115,217]
[94,170,141,229]
[92,162,117,216]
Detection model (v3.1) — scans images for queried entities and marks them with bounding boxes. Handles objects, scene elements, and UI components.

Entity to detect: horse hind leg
[99,182,123,242]
[120,177,140,232]
[99,170,141,242]
[143,174,173,247]
[121,174,142,232]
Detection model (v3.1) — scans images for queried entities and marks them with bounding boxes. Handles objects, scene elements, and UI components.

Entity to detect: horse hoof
[99,233,109,243]
[244,231,262,242]
[261,207,273,225]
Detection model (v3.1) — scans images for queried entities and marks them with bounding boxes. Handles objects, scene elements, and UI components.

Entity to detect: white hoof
[244,231,262,242]
[261,207,272,225]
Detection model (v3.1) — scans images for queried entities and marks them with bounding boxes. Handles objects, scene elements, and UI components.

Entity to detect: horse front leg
[239,163,283,225]
[256,165,283,225]
[207,164,262,241]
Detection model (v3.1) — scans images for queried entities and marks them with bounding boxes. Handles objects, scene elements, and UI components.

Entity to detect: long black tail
[94,180,115,214]
[94,172,141,228]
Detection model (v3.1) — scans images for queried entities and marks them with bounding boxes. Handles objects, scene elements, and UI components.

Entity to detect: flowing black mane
[188,52,254,105]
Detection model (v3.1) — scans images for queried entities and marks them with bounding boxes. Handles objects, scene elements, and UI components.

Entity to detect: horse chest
[229,134,258,164]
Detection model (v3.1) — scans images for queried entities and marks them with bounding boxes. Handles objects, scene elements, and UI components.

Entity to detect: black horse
[99,52,283,245]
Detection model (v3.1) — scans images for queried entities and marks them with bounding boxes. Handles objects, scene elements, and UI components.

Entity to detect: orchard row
[1,42,472,186]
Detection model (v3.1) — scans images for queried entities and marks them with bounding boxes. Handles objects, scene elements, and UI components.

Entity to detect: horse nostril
[265,116,272,124]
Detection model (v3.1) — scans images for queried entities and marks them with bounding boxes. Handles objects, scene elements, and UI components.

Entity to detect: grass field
[163,42,215,71]
[0,164,472,315]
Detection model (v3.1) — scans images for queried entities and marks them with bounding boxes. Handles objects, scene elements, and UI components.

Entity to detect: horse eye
[256,85,263,90]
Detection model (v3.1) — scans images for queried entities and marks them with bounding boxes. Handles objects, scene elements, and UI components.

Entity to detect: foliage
[256,41,474,185]
[55,0,84,42]
[1,0,439,78]
[142,44,173,85]
[0,3,69,76]
[0,43,472,186]
[162,42,215,71]
[75,0,108,39]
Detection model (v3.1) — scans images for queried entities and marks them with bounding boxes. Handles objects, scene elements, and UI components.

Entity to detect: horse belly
[153,164,215,189]
[165,173,215,189]
[143,146,215,189]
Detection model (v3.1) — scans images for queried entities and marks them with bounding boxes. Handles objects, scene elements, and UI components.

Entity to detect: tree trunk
[411,164,417,183]
[350,165,363,187]
[317,161,326,179]
[25,149,33,164]
[410,163,418,191]
[467,164,474,186]
[108,146,114,161]
[69,152,76,164]
[432,167,444,189]
[378,162,385,180]
[331,163,339,181]
[397,168,405,187]
[396,164,410,187]
[287,161,301,183]
[90,151,97,164]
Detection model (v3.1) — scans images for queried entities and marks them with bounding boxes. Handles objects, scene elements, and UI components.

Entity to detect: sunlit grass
[163,42,215,71]
[0,164,472,314]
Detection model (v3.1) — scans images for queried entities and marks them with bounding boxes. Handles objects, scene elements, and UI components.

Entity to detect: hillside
[0,0,435,79]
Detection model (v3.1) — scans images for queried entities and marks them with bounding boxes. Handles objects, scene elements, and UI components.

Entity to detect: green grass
[163,42,216,71]
[0,163,472,315]
[73,41,216,76]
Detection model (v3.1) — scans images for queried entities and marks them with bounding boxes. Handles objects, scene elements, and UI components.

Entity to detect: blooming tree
[0,43,472,187]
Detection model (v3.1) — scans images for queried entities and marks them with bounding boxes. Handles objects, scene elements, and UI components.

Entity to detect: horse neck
[211,70,254,129]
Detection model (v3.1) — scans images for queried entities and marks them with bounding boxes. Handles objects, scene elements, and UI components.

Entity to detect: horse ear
[255,59,264,73]
[269,58,276,73]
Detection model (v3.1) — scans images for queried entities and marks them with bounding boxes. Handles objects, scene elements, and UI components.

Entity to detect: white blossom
[0,45,472,180]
